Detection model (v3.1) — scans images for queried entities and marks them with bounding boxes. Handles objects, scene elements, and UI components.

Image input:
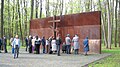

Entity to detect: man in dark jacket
[28,36,32,53]
[0,38,2,53]
[25,37,28,51]
[41,36,46,53]
[3,36,7,53]
[56,34,62,56]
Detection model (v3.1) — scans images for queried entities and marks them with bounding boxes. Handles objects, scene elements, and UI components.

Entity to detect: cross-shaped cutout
[48,15,60,39]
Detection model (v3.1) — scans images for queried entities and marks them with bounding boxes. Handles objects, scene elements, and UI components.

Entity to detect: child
[62,42,66,53]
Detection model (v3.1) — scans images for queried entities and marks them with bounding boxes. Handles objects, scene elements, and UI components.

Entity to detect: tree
[60,0,63,16]
[35,0,39,18]
[118,0,120,47]
[1,0,4,38]
[11,0,15,36]
[98,0,108,47]
[18,0,23,45]
[45,0,49,17]
[114,0,118,47]
[30,0,34,19]
[107,0,112,49]
[40,0,42,18]
[24,0,28,36]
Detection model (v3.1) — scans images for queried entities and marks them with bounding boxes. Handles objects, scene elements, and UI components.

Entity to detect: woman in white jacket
[51,37,57,52]
[72,34,79,55]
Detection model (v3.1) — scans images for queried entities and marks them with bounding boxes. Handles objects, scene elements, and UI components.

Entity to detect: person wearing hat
[13,35,21,59]
[65,34,71,54]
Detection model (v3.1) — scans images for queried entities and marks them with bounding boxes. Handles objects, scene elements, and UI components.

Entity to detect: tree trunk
[15,0,18,35]
[111,0,114,45]
[85,0,90,12]
[18,0,23,46]
[90,0,92,11]
[7,0,11,45]
[45,0,49,17]
[24,0,28,36]
[35,0,39,18]
[107,0,112,49]
[30,0,34,19]
[1,0,4,38]
[29,0,34,35]
[98,0,108,46]
[118,0,120,47]
[114,0,118,47]
[60,0,63,16]
[40,0,42,18]
[11,0,15,36]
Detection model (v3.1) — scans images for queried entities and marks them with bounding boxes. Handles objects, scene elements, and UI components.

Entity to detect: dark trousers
[36,44,40,54]
[66,45,71,54]
[74,49,79,55]
[4,44,7,53]
[42,45,45,53]
[25,44,28,51]
[12,47,14,54]
[0,45,1,50]
[0,45,1,52]
[57,45,60,56]
[46,45,49,53]
[1,45,3,50]
[49,42,52,51]
[14,45,19,58]
[29,45,32,53]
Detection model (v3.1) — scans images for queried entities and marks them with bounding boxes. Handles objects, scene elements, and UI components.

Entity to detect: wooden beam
[48,20,60,23]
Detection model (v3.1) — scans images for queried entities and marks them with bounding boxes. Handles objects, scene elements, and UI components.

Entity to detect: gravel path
[0,49,111,67]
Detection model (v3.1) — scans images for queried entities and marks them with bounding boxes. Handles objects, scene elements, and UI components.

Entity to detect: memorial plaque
[30,11,101,54]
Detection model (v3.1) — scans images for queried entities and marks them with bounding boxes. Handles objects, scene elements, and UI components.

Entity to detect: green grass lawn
[88,47,120,67]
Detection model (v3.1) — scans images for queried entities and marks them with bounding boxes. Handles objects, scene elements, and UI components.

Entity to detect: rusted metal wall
[30,11,101,54]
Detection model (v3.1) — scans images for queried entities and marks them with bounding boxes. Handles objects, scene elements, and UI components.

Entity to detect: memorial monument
[30,11,101,53]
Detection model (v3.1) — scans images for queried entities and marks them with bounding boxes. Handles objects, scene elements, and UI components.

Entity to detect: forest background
[0,0,120,49]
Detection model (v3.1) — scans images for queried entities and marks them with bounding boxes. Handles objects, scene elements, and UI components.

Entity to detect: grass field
[88,47,120,67]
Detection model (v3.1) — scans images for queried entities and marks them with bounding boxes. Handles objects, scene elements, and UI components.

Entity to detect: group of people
[0,34,89,59]
[25,34,62,56]
[65,34,89,55]
[25,34,89,56]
